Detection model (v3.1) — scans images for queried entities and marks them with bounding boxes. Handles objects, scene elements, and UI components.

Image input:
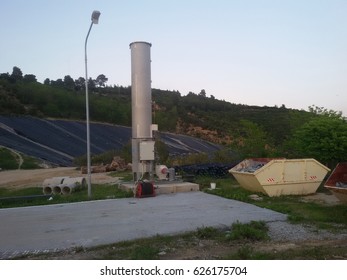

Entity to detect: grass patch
[130,245,159,260]
[85,234,180,260]
[200,176,255,202]
[109,170,133,181]
[0,184,133,209]
[0,147,42,170]
[20,155,42,169]
[226,221,269,241]
[0,147,18,169]
[203,176,347,231]
[0,187,42,197]
[196,226,220,239]
[254,196,347,230]
[227,245,267,260]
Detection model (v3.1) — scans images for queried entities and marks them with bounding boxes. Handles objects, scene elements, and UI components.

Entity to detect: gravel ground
[267,220,347,242]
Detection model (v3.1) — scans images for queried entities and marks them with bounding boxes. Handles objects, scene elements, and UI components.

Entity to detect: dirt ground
[0,167,120,189]
[300,192,341,205]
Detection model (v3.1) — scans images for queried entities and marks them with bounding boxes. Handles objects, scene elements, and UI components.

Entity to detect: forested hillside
[1,66,346,167]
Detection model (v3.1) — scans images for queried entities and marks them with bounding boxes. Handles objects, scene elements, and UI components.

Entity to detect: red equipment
[135,181,155,198]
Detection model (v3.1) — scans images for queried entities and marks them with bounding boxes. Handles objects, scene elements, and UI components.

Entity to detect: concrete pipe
[42,177,69,195]
[61,177,86,195]
[53,184,63,195]
[43,186,53,195]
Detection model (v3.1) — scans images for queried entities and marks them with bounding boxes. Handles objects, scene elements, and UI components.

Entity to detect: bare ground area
[1,168,347,260]
[14,230,347,260]
[0,167,120,189]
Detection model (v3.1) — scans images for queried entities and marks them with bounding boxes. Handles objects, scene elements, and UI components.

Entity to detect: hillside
[0,68,322,163]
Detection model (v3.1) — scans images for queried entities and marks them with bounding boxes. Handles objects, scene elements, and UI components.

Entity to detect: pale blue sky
[1,0,346,115]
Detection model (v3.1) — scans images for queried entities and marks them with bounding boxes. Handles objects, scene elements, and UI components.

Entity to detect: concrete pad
[121,181,200,195]
[0,192,287,259]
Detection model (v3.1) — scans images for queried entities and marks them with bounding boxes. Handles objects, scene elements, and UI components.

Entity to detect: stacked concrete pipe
[61,177,86,195]
[42,177,86,195]
[42,177,69,195]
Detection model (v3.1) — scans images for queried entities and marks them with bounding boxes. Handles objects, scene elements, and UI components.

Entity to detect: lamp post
[84,10,101,198]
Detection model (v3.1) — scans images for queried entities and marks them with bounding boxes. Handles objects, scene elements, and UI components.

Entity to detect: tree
[291,114,347,167]
[63,75,75,90]
[199,89,206,97]
[51,79,64,87]
[23,74,37,83]
[0,72,10,81]
[96,74,108,87]
[230,119,271,158]
[75,77,85,91]
[44,78,50,85]
[155,106,178,131]
[88,77,96,91]
[308,105,343,119]
[11,66,23,82]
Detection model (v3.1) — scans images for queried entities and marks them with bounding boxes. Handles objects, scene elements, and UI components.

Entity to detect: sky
[1,0,346,115]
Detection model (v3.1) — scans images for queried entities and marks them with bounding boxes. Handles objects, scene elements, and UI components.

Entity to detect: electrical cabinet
[139,141,155,161]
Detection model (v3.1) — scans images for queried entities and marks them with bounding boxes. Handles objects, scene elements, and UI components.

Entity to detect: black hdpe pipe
[0,194,51,202]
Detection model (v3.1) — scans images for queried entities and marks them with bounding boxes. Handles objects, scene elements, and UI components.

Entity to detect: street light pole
[84,10,101,198]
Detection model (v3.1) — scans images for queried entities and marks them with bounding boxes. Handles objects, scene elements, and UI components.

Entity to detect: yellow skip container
[229,158,330,197]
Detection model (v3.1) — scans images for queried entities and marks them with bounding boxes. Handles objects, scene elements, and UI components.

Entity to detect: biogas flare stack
[126,41,199,196]
[130,41,156,182]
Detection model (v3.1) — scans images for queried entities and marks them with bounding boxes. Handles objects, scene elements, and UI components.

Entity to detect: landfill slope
[0,116,221,166]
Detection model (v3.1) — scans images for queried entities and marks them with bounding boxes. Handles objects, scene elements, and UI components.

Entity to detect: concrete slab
[0,192,287,259]
[121,181,200,195]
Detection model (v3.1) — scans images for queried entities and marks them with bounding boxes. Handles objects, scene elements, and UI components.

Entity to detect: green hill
[2,66,346,166]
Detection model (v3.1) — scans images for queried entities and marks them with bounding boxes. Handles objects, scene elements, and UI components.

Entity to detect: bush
[226,221,269,241]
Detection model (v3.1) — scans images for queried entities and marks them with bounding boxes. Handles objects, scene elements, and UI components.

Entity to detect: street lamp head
[91,10,101,24]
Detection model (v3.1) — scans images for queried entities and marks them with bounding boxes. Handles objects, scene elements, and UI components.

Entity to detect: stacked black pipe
[174,161,240,178]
